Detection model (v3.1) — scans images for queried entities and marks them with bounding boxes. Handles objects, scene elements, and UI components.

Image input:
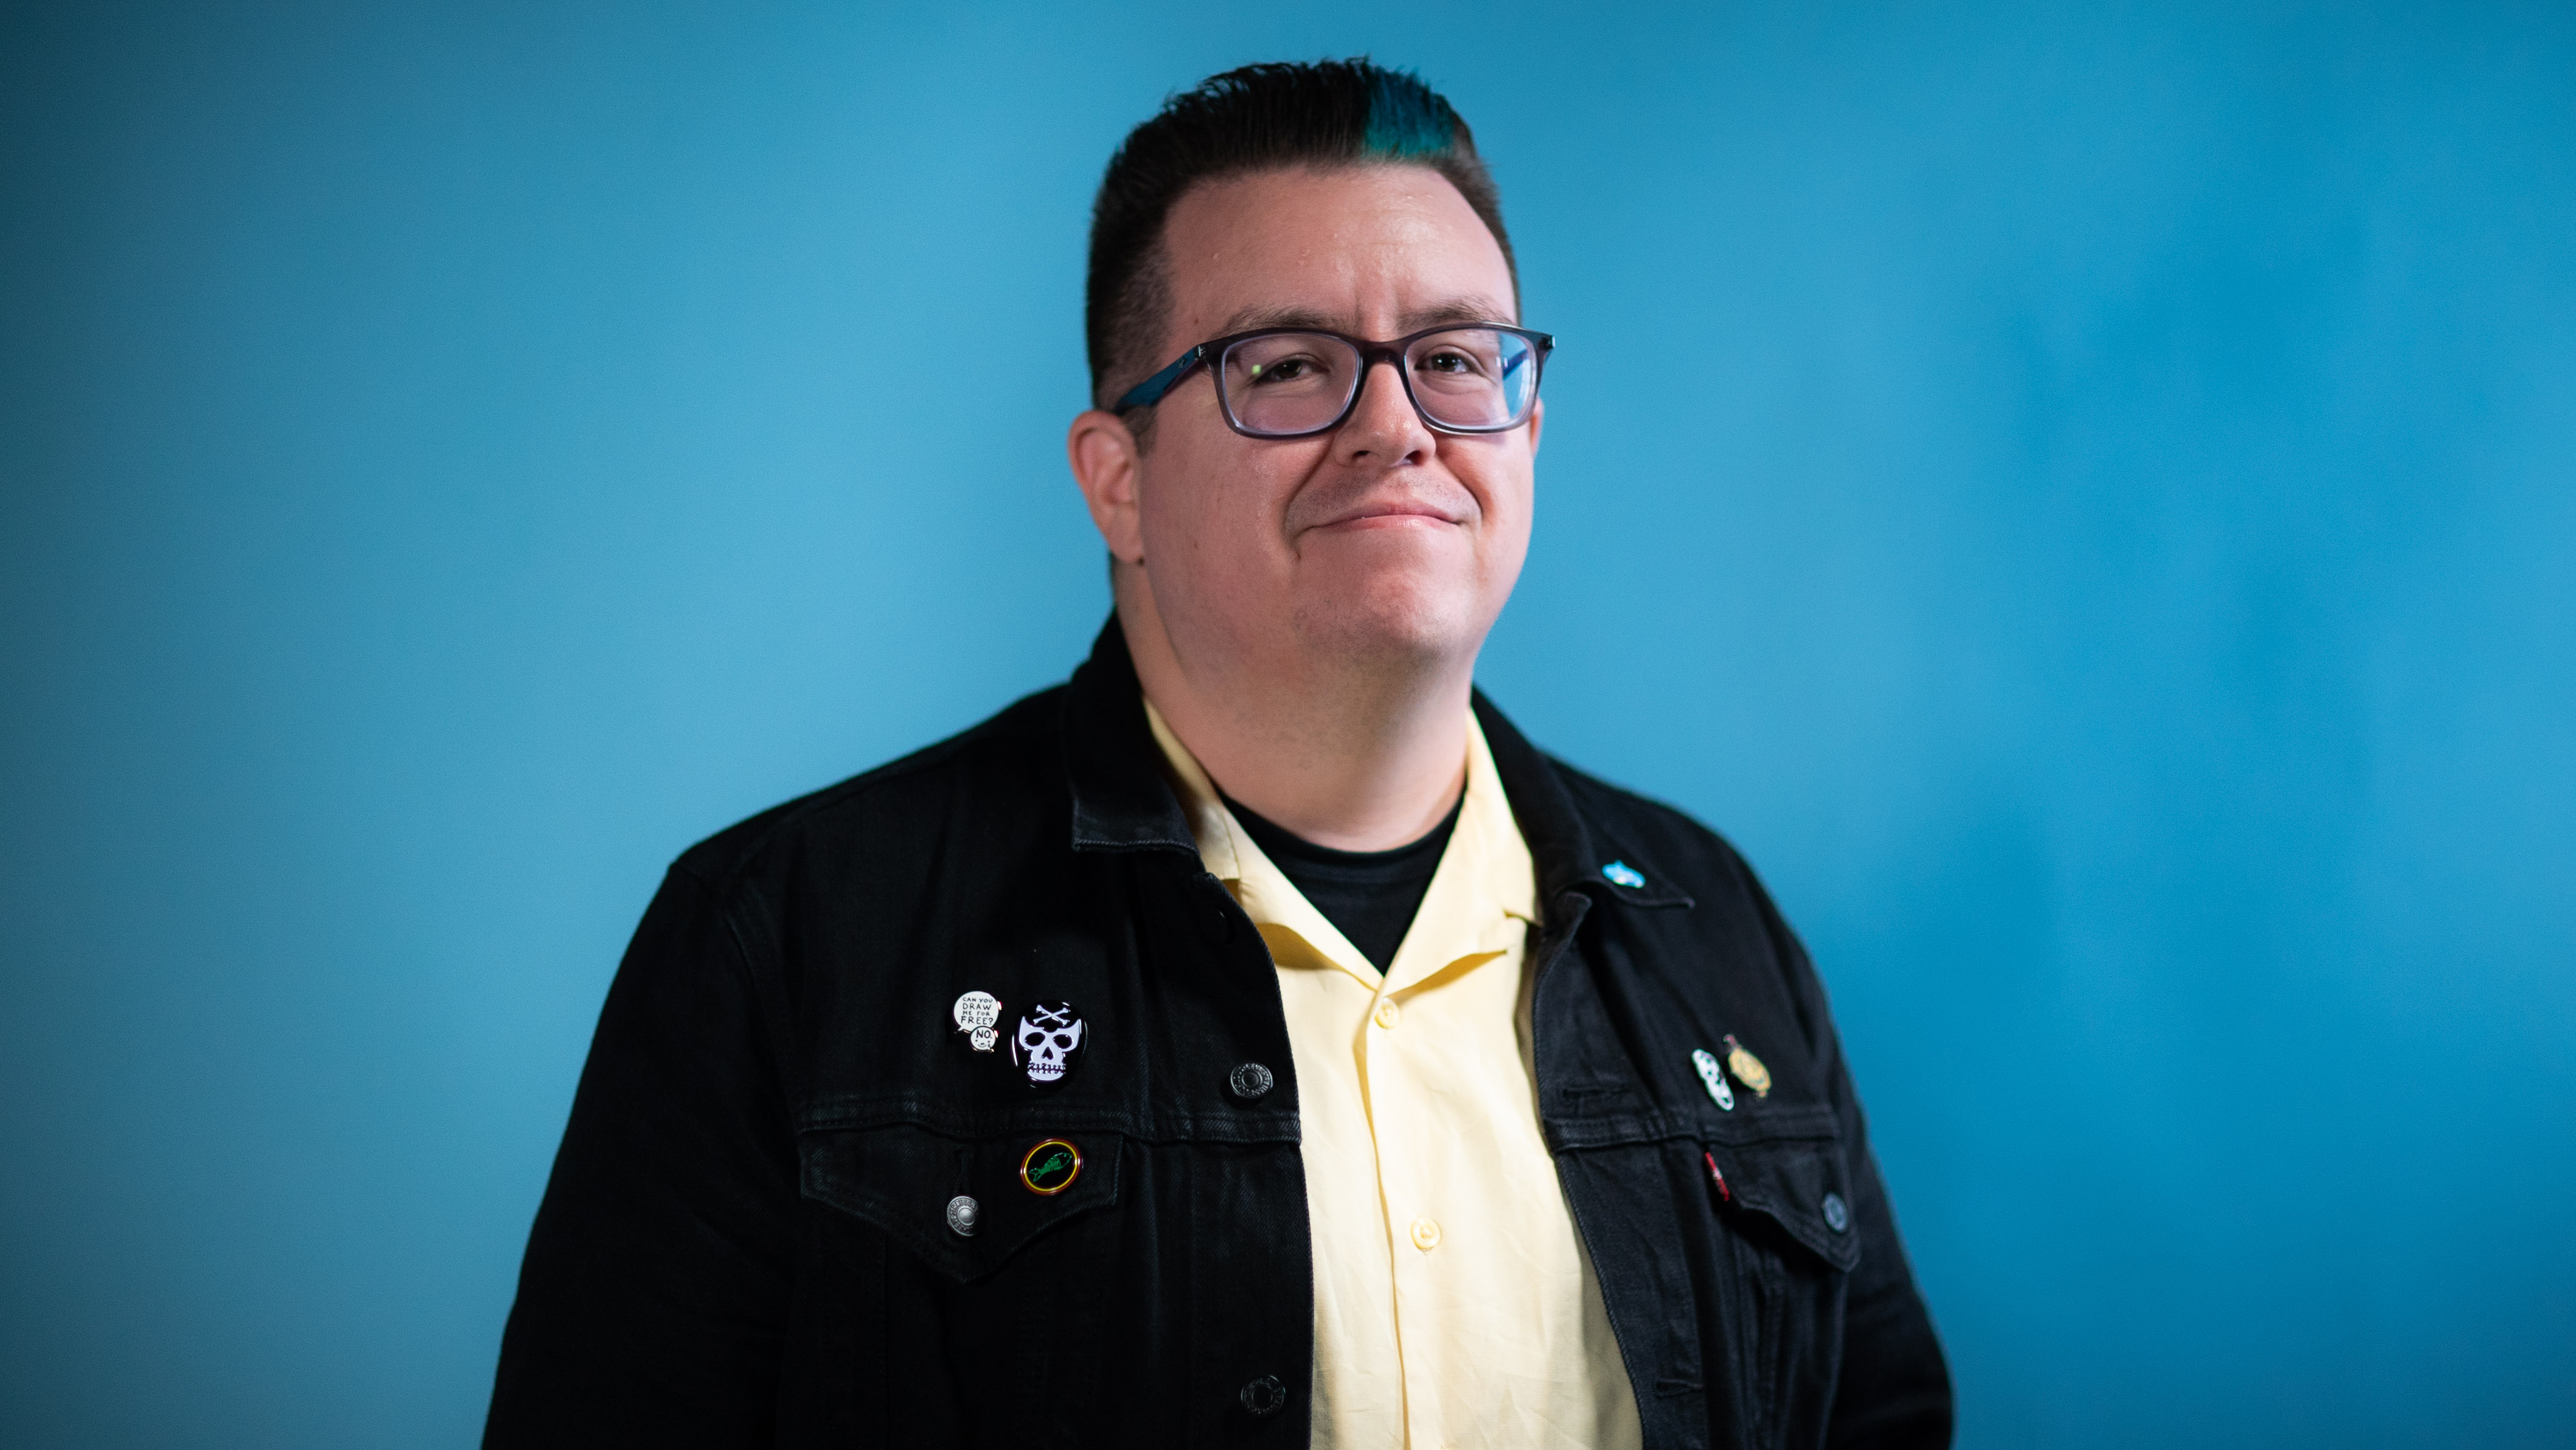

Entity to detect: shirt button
[1227,1061,1275,1100]
[1822,1192,1850,1233]
[1373,999,1401,1030]
[1410,1217,1441,1251]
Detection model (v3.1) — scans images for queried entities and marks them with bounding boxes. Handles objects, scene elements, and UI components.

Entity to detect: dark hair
[1084,59,1516,411]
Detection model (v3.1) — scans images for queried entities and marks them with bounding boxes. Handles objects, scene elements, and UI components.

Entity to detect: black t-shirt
[1222,794,1463,974]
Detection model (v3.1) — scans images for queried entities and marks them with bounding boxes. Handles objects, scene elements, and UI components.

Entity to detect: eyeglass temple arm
[1112,346,1207,413]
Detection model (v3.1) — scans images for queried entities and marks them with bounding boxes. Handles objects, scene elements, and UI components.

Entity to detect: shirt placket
[1143,696,1566,1446]
[1357,950,1435,1445]
[1371,789,1508,1448]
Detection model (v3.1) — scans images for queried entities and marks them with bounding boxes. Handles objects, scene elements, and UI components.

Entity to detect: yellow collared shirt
[1146,699,1644,1449]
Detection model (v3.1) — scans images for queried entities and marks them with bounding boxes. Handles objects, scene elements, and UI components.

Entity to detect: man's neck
[1119,588,1472,853]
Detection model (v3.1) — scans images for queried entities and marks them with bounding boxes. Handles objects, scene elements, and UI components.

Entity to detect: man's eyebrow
[1398,296,1517,331]
[1210,294,1519,339]
[1214,303,1339,335]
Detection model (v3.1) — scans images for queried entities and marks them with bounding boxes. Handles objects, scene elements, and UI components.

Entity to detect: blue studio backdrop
[3,3,2571,1446]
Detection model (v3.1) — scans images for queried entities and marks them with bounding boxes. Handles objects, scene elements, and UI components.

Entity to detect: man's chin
[1287,579,1489,669]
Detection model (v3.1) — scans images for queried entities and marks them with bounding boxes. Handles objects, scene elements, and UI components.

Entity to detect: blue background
[4,2,2571,1445]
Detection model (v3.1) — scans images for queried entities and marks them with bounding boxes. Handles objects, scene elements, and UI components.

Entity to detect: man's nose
[1335,356,1435,462]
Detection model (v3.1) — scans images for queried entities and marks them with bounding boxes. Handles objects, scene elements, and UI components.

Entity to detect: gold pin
[1019,1138,1083,1195]
[1723,1034,1772,1098]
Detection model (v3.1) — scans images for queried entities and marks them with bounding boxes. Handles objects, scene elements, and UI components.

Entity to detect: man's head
[1068,60,1542,690]
[1084,61,1517,414]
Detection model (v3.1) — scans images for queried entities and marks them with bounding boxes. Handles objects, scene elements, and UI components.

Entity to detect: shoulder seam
[680,684,1066,895]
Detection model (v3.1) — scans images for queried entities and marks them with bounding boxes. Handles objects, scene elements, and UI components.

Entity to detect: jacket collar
[1063,617,1201,855]
[1472,690,1688,909]
[1063,615,1688,907]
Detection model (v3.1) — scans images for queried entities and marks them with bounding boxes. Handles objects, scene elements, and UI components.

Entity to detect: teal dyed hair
[1362,69,1460,159]
[1087,58,1516,407]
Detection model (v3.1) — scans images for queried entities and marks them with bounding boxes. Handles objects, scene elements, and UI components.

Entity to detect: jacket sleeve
[485,864,799,1448]
[1755,878,1955,1449]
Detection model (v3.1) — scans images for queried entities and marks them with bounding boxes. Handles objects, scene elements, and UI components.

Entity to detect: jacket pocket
[797,1122,1129,1441]
[1702,1111,1860,1274]
[799,1122,1124,1282]
[1694,1122,1856,1449]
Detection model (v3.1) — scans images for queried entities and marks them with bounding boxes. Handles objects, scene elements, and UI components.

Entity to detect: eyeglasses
[1113,324,1554,439]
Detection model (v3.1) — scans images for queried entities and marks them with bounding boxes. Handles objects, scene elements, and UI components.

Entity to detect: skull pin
[1009,1001,1087,1089]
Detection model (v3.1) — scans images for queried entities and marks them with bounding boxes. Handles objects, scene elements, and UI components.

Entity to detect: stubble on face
[1274,465,1486,672]
[1133,164,1537,696]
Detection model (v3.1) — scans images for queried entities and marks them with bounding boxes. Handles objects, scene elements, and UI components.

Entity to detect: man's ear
[1526,395,1544,456]
[1068,409,1147,566]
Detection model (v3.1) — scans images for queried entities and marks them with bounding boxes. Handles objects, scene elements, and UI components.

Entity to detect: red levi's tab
[1704,1151,1730,1202]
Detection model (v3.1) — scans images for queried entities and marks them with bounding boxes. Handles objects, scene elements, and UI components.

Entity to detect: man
[487,59,1951,1449]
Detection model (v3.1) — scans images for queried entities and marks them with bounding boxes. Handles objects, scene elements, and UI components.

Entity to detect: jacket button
[1373,999,1401,1030]
[945,1195,980,1237]
[1228,1061,1275,1100]
[1239,1373,1287,1417]
[1822,1192,1849,1233]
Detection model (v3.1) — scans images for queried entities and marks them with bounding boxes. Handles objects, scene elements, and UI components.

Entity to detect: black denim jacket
[486,622,1952,1448]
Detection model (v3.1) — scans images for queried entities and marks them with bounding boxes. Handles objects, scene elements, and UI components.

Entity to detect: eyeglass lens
[1217,329,1540,437]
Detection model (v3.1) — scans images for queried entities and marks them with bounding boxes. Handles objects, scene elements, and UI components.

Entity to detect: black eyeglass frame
[1112,323,1556,439]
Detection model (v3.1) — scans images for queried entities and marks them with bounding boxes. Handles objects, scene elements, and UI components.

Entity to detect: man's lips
[1309,501,1464,530]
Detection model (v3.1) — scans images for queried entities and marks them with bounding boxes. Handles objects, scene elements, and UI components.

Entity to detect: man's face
[1119,165,1538,674]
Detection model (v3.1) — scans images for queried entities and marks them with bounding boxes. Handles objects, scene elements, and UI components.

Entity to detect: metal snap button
[945,1195,980,1237]
[1822,1192,1849,1233]
[1228,1061,1275,1100]
[1239,1373,1288,1417]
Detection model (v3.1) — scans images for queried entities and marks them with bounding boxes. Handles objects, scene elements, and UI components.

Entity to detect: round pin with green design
[1018,1138,1082,1195]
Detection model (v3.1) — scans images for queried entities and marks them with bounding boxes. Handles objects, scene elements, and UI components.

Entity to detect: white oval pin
[1691,1047,1735,1111]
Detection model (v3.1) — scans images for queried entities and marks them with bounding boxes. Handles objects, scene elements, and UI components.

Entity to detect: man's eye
[1250,357,1314,383]
[1422,351,1477,375]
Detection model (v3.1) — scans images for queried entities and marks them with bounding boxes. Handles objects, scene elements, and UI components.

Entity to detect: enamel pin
[1723,1035,1772,1098]
[952,990,1003,1053]
[1010,1001,1086,1088]
[1691,1048,1736,1111]
[1020,1139,1082,1195]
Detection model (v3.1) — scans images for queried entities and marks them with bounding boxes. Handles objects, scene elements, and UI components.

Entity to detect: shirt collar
[1058,613,1691,913]
[1143,693,1536,994]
